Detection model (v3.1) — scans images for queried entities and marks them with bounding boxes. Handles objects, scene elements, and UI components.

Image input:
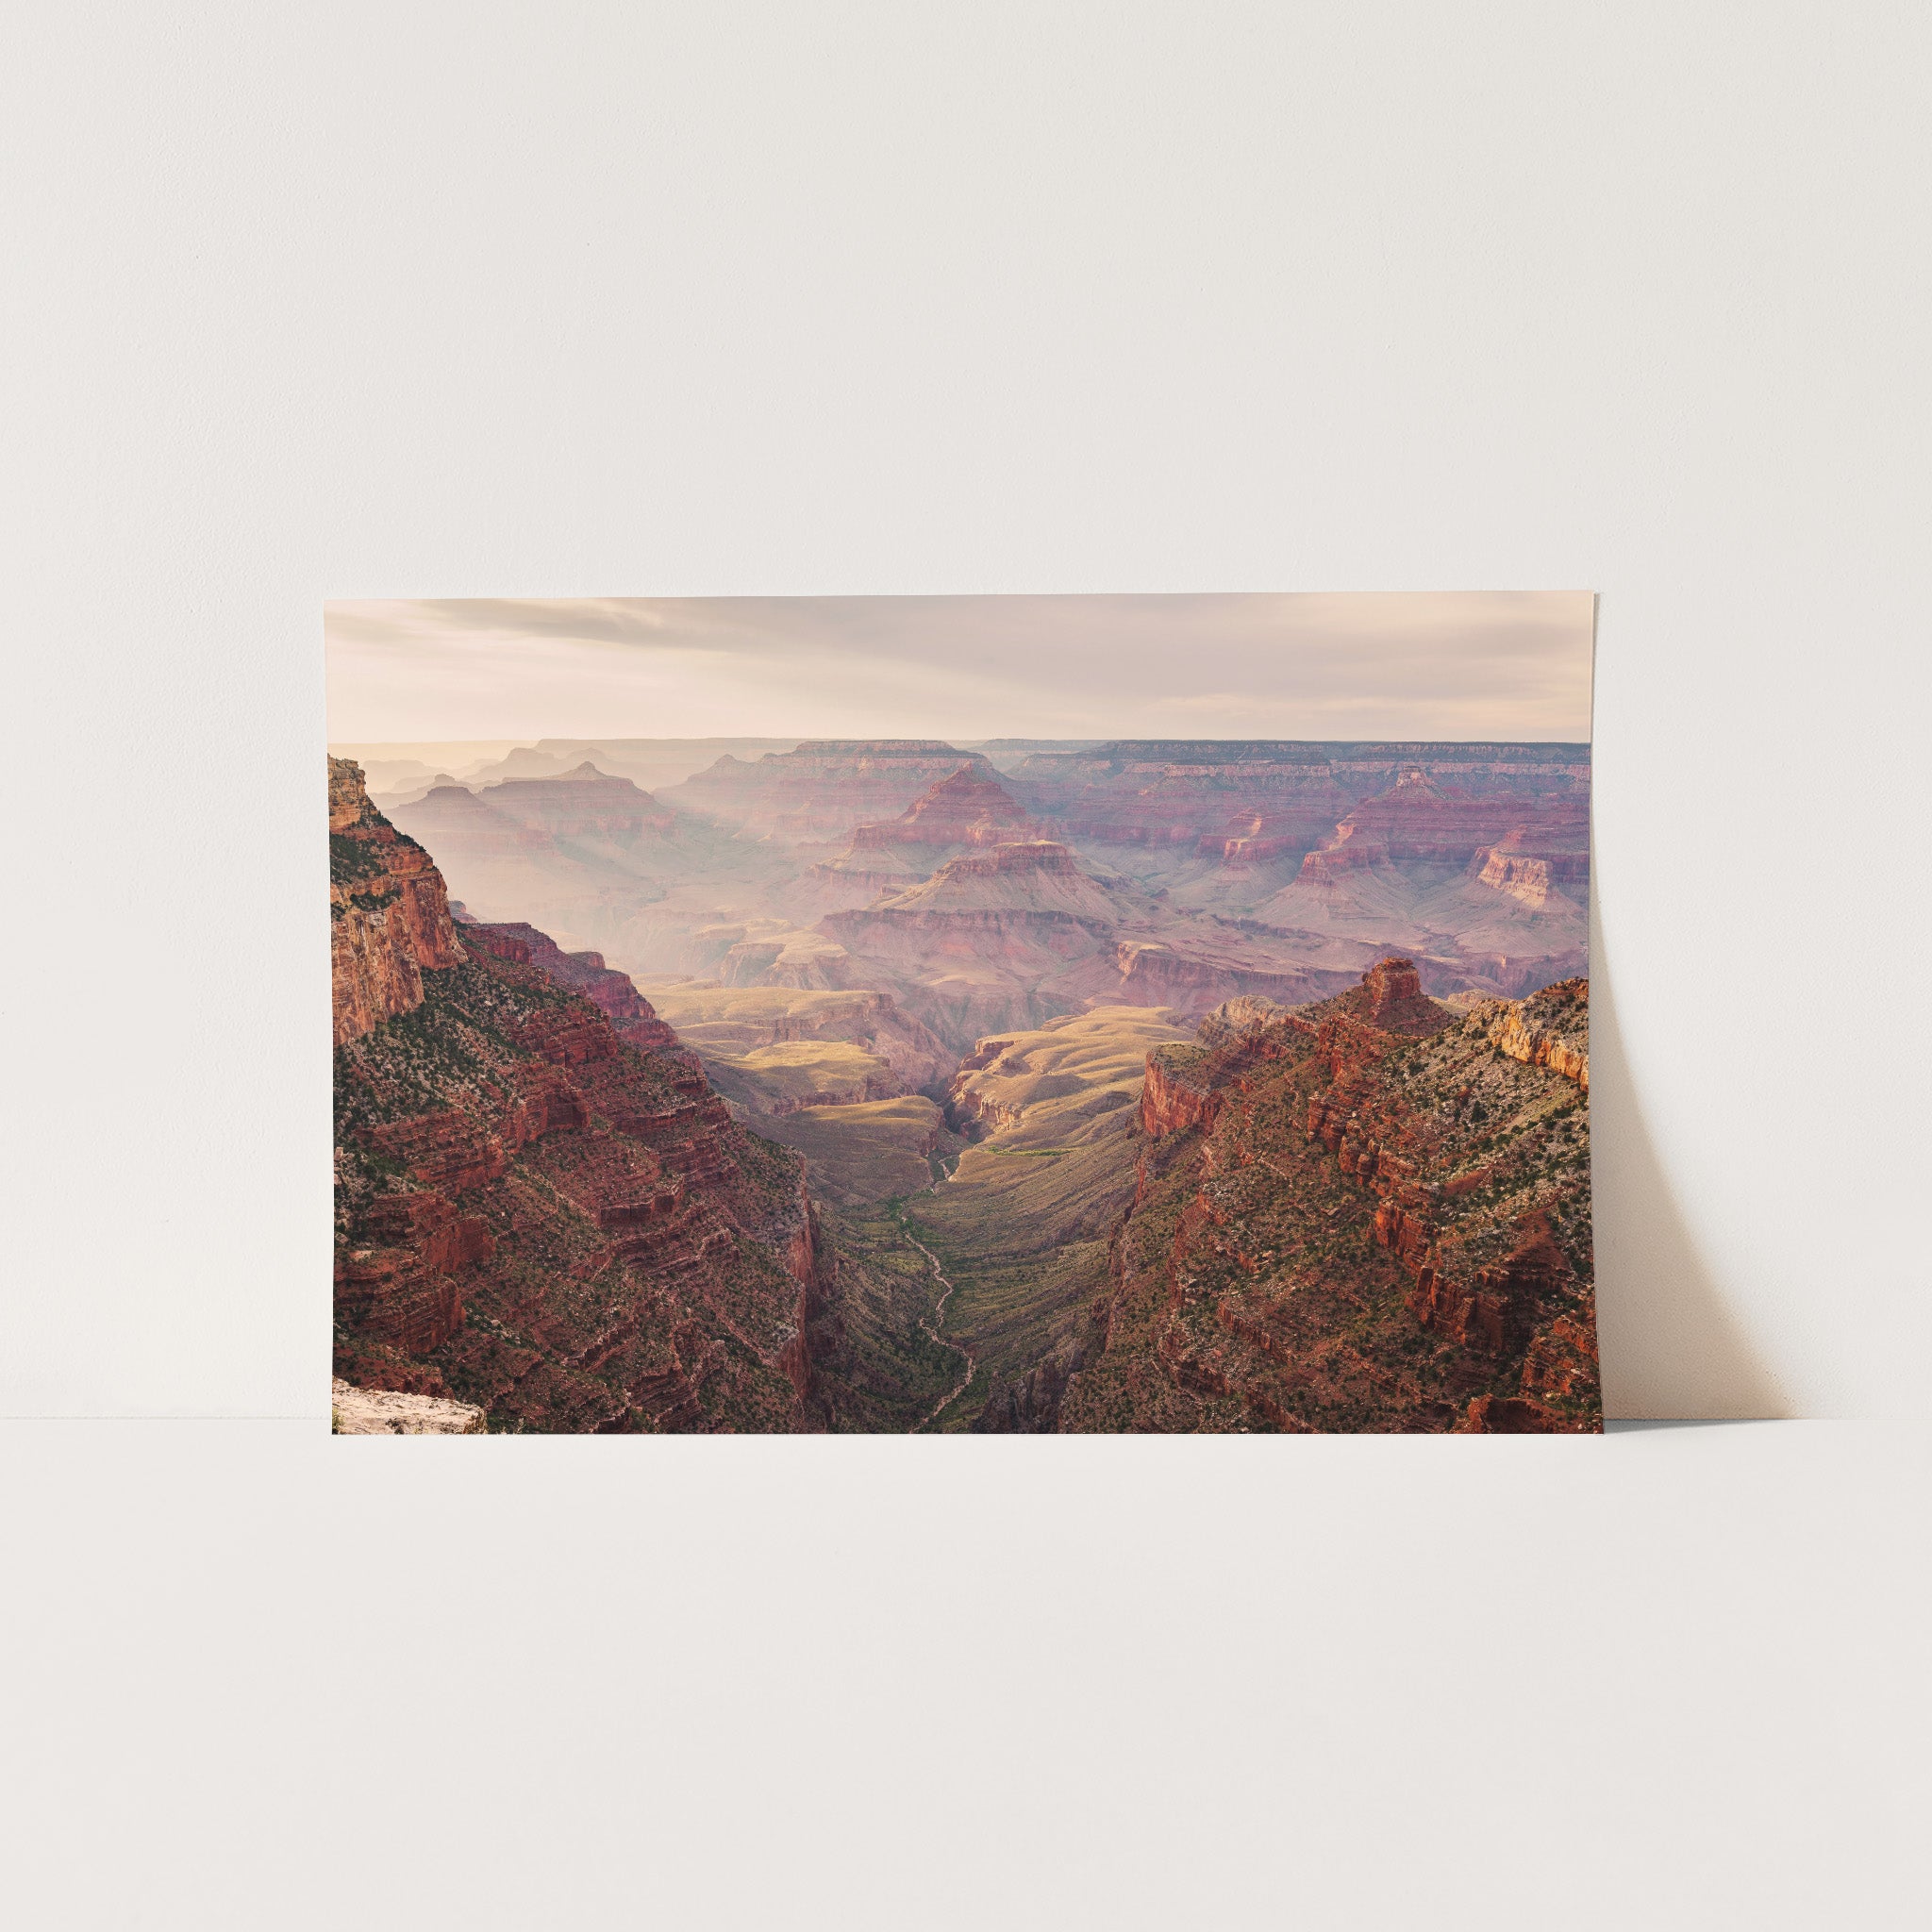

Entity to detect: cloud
[325,592,1594,743]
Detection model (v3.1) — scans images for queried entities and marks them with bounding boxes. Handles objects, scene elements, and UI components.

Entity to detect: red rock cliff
[330,757,465,1046]
[1061,958,1598,1434]
[331,761,837,1432]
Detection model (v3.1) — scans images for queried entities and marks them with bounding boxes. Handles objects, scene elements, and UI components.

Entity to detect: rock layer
[665,741,1001,842]
[849,765,1046,853]
[1060,958,1599,1432]
[330,757,465,1045]
[331,759,837,1432]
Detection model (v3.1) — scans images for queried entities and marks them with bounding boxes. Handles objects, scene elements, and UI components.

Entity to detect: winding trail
[900,1158,975,1433]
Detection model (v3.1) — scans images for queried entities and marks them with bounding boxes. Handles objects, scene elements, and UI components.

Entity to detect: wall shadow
[1589,898,1790,1419]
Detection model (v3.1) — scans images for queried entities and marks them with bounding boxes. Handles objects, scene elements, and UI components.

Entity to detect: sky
[325,592,1594,745]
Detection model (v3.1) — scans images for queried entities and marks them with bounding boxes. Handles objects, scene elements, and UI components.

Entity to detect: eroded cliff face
[330,759,835,1432]
[1007,740,1590,855]
[815,842,1360,1050]
[1474,978,1589,1089]
[1060,958,1599,1433]
[848,765,1045,852]
[457,917,693,1064]
[330,756,466,1046]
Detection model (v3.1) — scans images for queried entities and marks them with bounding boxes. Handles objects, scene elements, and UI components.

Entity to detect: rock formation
[331,735,1600,1435]
[1058,957,1599,1432]
[473,763,677,841]
[661,741,1002,843]
[1008,740,1589,848]
[331,758,836,1432]
[455,916,692,1063]
[330,1379,486,1434]
[329,756,466,1045]
[849,765,1045,855]
[813,841,1357,1049]
[369,734,1591,1012]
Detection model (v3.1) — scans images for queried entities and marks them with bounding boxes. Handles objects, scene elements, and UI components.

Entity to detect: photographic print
[328,594,1597,1434]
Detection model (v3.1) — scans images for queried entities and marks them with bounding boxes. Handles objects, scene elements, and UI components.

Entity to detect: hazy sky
[325,592,1593,744]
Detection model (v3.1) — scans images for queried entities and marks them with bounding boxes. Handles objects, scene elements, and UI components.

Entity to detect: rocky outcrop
[384,766,682,962]
[862,841,1132,919]
[1102,939,1346,1014]
[1292,768,1590,875]
[330,758,466,1045]
[819,842,1372,1049]
[1474,977,1589,1089]
[1136,960,1444,1145]
[1059,958,1599,1433]
[473,763,676,841]
[849,765,1046,852]
[1356,957,1455,1035]
[813,843,1143,1048]
[1198,804,1349,866]
[330,1379,486,1435]
[1139,1049,1227,1141]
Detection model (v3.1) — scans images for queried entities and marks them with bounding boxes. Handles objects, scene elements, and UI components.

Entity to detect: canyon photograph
[328,594,1598,1433]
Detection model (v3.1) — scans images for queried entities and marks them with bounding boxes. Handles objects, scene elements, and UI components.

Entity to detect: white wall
[3,2,1926,1417]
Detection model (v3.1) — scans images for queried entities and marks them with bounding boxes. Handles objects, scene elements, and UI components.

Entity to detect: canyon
[379,738,1587,1012]
[330,758,953,1432]
[330,737,1596,1432]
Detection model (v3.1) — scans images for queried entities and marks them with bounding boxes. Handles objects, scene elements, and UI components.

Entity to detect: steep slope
[456,918,693,1063]
[1058,960,1599,1433]
[331,758,835,1432]
[756,1096,954,1207]
[869,841,1138,919]
[330,757,466,1044]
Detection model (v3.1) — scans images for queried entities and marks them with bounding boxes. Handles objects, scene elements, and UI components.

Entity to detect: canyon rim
[328,593,1598,1433]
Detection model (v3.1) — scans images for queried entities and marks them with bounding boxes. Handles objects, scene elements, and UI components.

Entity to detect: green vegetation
[904,1124,1140,1430]
[329,832,390,885]
[334,960,619,1138]
[756,1095,953,1206]
[813,1199,972,1432]
[1057,988,1598,1432]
